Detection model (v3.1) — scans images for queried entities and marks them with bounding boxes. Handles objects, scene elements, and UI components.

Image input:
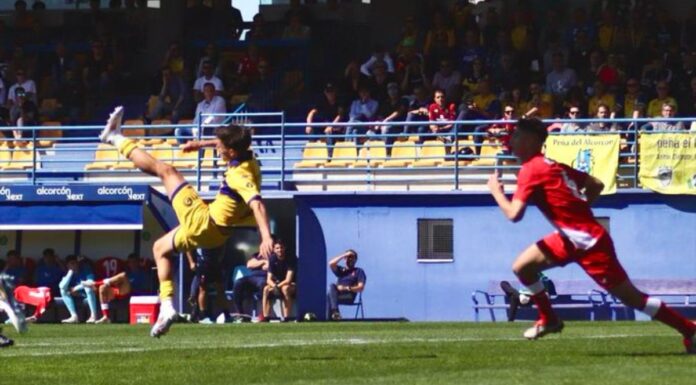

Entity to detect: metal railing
[0,114,694,192]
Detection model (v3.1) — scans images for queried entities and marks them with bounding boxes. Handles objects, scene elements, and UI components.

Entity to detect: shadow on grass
[588,352,688,358]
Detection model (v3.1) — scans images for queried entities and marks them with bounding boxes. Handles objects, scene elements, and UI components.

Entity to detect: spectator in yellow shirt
[588,81,616,116]
[647,81,678,117]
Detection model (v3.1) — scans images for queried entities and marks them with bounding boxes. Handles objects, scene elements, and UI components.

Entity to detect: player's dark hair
[6,250,18,258]
[347,249,358,260]
[516,117,548,143]
[272,237,285,247]
[65,254,77,263]
[42,248,55,257]
[215,124,252,153]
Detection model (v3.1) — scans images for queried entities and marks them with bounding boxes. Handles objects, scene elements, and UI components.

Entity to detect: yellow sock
[159,280,174,301]
[116,137,138,158]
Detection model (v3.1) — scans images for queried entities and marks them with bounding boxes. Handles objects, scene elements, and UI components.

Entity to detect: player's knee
[152,239,170,260]
[157,163,178,179]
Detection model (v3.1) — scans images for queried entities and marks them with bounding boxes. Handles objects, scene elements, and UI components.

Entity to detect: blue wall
[294,192,696,321]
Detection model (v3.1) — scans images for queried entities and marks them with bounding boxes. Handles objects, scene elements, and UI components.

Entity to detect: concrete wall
[294,191,696,321]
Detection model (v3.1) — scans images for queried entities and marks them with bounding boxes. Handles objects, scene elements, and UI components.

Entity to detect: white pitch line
[0,333,675,358]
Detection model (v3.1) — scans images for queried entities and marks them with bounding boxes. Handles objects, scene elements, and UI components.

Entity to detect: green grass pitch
[1,321,694,385]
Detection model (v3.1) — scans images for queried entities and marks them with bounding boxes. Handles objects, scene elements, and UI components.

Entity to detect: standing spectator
[231,252,268,321]
[342,60,363,101]
[246,59,281,114]
[33,248,63,297]
[345,86,378,143]
[647,81,678,118]
[211,0,243,40]
[641,103,685,131]
[545,52,577,98]
[360,44,395,77]
[327,250,366,321]
[261,239,296,321]
[305,82,344,144]
[10,89,38,139]
[586,104,618,132]
[148,67,190,124]
[426,88,457,140]
[193,60,224,103]
[432,59,461,102]
[176,82,226,143]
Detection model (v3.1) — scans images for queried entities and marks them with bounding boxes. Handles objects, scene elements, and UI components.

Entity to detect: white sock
[112,134,127,147]
[161,299,175,315]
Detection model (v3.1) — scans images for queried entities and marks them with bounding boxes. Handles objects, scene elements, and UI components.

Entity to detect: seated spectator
[399,55,430,95]
[176,82,226,144]
[345,86,379,143]
[82,40,114,97]
[245,59,281,114]
[618,78,647,119]
[559,106,583,133]
[460,57,487,95]
[161,42,185,77]
[545,52,577,98]
[586,103,619,132]
[55,68,84,124]
[33,248,63,297]
[2,250,27,286]
[148,66,191,124]
[423,11,455,67]
[261,239,296,321]
[47,42,74,94]
[195,43,222,79]
[246,13,269,42]
[404,85,432,134]
[596,53,624,89]
[426,88,457,140]
[588,81,616,117]
[282,13,310,40]
[232,252,268,321]
[377,82,409,146]
[364,59,396,106]
[641,56,672,91]
[6,68,37,112]
[305,82,344,145]
[523,81,553,119]
[59,255,99,324]
[360,44,395,77]
[83,253,149,323]
[458,29,485,74]
[342,60,363,101]
[12,95,38,140]
[472,79,501,119]
[647,81,678,118]
[432,59,461,102]
[327,249,366,321]
[193,60,224,102]
[473,104,518,155]
[641,102,685,131]
[679,76,696,118]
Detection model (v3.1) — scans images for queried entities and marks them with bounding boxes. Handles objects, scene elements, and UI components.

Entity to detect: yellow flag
[544,134,620,194]
[639,133,696,194]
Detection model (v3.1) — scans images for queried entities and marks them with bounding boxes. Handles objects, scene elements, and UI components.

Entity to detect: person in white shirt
[192,61,224,102]
[175,82,227,143]
[6,69,37,108]
[360,45,395,77]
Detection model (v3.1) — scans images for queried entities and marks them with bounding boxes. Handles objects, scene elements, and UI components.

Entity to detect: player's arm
[247,255,268,270]
[328,251,350,273]
[487,173,527,222]
[182,138,219,152]
[266,271,276,288]
[583,175,604,206]
[185,251,196,271]
[249,199,273,259]
[278,269,294,288]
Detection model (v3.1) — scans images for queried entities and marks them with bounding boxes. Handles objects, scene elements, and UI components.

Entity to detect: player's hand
[487,172,504,194]
[181,140,199,153]
[258,237,273,259]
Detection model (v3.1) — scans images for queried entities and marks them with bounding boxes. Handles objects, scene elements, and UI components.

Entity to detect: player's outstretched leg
[0,274,27,334]
[608,280,696,354]
[511,244,562,340]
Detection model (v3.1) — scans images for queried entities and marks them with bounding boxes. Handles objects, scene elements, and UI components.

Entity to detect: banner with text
[545,134,620,194]
[639,133,696,194]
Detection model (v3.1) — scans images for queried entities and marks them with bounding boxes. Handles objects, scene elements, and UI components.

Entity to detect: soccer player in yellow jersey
[99,106,273,337]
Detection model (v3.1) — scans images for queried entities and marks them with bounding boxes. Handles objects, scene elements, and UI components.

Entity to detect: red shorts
[536,231,628,290]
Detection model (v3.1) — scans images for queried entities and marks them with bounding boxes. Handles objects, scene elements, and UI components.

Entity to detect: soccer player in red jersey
[487,118,696,353]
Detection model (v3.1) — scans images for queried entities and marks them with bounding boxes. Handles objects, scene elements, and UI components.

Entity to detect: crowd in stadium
[0,0,695,144]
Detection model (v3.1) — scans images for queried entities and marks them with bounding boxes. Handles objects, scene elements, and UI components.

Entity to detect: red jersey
[95,257,126,279]
[428,102,456,122]
[513,154,606,250]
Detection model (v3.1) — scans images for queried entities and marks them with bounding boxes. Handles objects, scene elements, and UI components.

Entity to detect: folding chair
[338,291,364,319]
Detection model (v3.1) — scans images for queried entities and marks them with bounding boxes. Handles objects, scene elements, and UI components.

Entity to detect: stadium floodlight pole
[280,111,286,191]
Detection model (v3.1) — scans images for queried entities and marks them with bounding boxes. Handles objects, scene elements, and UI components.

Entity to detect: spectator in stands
[641,102,685,131]
[423,11,455,68]
[13,0,34,32]
[246,59,281,114]
[195,43,222,79]
[246,13,269,41]
[33,248,63,297]
[364,60,395,106]
[193,60,224,103]
[491,53,520,94]
[161,42,185,77]
[546,52,577,99]
[2,250,27,286]
[588,80,616,116]
[432,59,461,103]
[377,82,409,146]
[396,16,421,57]
[13,98,39,140]
[148,66,190,124]
[176,82,226,144]
[305,82,344,144]
[586,103,619,132]
[55,68,84,124]
[345,85,378,143]
[211,0,243,41]
[523,82,553,119]
[47,42,73,94]
[59,255,99,324]
[474,104,518,155]
[360,44,395,77]
[236,44,261,93]
[459,30,485,75]
[282,13,310,40]
[426,88,457,141]
[232,252,268,321]
[342,60,362,101]
[596,53,624,89]
[679,76,696,118]
[399,55,430,95]
[461,57,487,95]
[559,106,583,133]
[404,85,432,134]
[642,56,673,91]
[6,68,37,111]
[85,253,148,323]
[472,79,501,119]
[618,78,647,119]
[261,239,296,321]
[327,249,366,321]
[647,81,678,118]
[82,40,114,98]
